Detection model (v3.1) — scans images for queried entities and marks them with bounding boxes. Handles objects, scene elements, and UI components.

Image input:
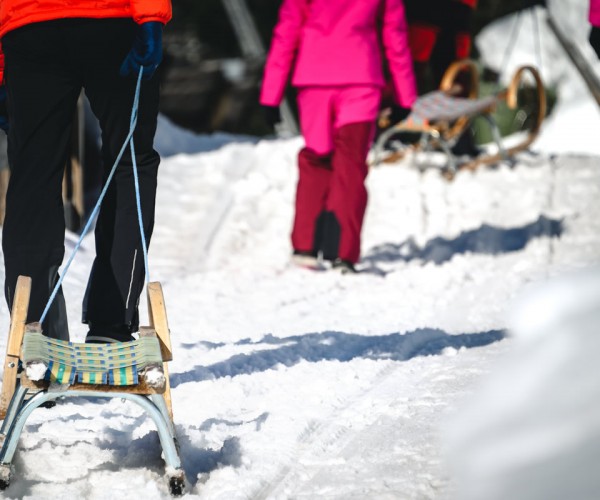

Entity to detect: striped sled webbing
[408,91,498,126]
[21,332,164,386]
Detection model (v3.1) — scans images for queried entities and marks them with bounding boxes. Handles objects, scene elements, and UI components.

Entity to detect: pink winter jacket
[260,0,417,109]
[591,0,600,27]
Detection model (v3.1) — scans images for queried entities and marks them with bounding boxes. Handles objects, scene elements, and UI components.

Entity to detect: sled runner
[372,60,547,178]
[0,276,185,496]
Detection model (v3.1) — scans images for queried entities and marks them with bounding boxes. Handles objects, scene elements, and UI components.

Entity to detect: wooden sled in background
[372,60,547,179]
[0,276,185,496]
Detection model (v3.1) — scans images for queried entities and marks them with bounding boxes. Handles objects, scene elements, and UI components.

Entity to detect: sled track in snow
[249,362,406,500]
[187,154,257,273]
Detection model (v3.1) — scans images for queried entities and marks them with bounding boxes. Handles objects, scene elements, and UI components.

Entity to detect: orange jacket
[0,0,172,39]
[0,0,171,82]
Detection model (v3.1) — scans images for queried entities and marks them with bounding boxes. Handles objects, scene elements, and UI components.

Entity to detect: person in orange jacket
[0,0,172,342]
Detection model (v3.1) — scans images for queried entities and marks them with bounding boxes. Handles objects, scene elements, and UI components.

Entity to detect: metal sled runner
[373,60,547,177]
[0,276,186,496]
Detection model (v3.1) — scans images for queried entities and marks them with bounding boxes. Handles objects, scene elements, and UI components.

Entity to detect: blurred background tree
[161,0,281,134]
[170,0,279,58]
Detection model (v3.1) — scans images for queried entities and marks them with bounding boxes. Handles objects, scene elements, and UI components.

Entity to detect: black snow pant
[1,18,160,340]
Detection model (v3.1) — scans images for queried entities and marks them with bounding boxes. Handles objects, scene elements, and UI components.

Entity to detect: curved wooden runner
[460,65,547,172]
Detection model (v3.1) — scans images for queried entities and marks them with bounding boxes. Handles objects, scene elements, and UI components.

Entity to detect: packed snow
[0,0,599,498]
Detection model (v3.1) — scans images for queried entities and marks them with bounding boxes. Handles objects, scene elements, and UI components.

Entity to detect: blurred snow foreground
[448,267,600,500]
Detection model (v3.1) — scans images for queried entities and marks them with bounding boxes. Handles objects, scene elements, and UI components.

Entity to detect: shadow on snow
[363,215,563,267]
[171,328,505,388]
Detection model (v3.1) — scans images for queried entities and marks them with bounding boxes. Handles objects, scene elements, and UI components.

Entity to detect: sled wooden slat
[19,372,166,395]
[1,279,176,417]
[147,282,173,362]
[0,276,31,419]
[147,282,174,420]
[438,59,480,142]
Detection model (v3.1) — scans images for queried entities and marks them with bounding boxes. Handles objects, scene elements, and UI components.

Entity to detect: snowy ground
[0,1,599,498]
[0,138,598,499]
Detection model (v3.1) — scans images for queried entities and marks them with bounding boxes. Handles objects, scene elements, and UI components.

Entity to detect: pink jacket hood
[260,0,417,108]
[591,0,600,27]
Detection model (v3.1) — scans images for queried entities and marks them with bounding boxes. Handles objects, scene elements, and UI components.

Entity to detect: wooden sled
[0,276,185,496]
[373,60,547,178]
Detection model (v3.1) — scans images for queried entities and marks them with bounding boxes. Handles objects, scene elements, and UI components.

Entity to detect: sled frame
[373,60,547,178]
[0,276,185,495]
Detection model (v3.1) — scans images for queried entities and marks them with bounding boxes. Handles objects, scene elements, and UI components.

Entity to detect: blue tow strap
[40,68,150,325]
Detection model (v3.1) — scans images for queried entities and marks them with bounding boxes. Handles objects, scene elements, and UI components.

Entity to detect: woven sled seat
[408,91,498,126]
[22,331,164,387]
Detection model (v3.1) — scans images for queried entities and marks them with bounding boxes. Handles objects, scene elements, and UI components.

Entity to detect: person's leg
[291,88,335,256]
[324,86,381,265]
[75,19,160,337]
[292,148,333,256]
[2,21,81,340]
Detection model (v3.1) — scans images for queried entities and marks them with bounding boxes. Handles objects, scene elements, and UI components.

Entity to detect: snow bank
[447,268,600,500]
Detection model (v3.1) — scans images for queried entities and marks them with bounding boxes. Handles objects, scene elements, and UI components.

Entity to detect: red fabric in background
[455,32,472,60]
[408,25,440,63]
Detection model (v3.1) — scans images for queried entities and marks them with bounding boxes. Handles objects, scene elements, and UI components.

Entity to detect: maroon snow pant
[291,122,374,264]
[292,85,381,264]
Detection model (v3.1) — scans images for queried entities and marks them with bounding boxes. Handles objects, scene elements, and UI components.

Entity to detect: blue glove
[119,22,163,80]
[0,86,8,133]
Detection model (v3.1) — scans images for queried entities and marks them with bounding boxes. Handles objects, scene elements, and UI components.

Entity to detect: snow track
[249,344,504,500]
[249,362,403,500]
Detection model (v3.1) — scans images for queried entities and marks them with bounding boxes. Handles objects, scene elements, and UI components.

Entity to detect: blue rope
[40,68,150,325]
[130,135,150,286]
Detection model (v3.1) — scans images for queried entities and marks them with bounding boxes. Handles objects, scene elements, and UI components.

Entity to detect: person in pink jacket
[590,0,600,58]
[260,0,417,273]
